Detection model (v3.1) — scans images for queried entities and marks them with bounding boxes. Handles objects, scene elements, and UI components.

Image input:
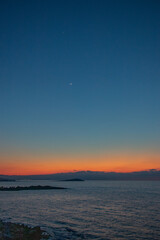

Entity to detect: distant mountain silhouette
[1,169,160,181]
[0,177,15,182]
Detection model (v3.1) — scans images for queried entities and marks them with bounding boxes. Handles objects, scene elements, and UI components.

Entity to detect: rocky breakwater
[0,220,51,240]
[0,185,67,191]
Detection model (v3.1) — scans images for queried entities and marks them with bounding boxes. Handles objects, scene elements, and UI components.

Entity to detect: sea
[0,180,160,239]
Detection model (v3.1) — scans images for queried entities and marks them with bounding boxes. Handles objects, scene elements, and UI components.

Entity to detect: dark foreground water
[0,180,160,239]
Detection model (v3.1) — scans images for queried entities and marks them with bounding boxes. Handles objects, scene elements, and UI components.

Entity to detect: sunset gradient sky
[0,0,160,175]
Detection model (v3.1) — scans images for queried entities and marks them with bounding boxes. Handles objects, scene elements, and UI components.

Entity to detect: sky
[0,0,160,175]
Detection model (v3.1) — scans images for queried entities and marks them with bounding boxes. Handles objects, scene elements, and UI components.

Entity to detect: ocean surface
[0,180,160,239]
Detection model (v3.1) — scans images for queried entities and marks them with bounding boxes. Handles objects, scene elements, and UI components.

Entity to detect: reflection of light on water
[0,180,160,239]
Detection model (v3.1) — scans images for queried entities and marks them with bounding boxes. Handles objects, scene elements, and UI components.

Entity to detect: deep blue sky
[0,0,160,155]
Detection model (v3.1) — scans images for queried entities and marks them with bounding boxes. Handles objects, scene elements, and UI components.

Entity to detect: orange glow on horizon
[0,150,160,175]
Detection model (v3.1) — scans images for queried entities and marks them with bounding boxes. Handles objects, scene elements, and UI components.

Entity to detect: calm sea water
[0,180,160,239]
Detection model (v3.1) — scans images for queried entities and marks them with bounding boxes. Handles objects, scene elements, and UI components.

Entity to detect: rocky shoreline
[0,220,51,240]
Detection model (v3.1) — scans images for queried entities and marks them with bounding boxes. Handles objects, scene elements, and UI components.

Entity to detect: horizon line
[1,169,160,176]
